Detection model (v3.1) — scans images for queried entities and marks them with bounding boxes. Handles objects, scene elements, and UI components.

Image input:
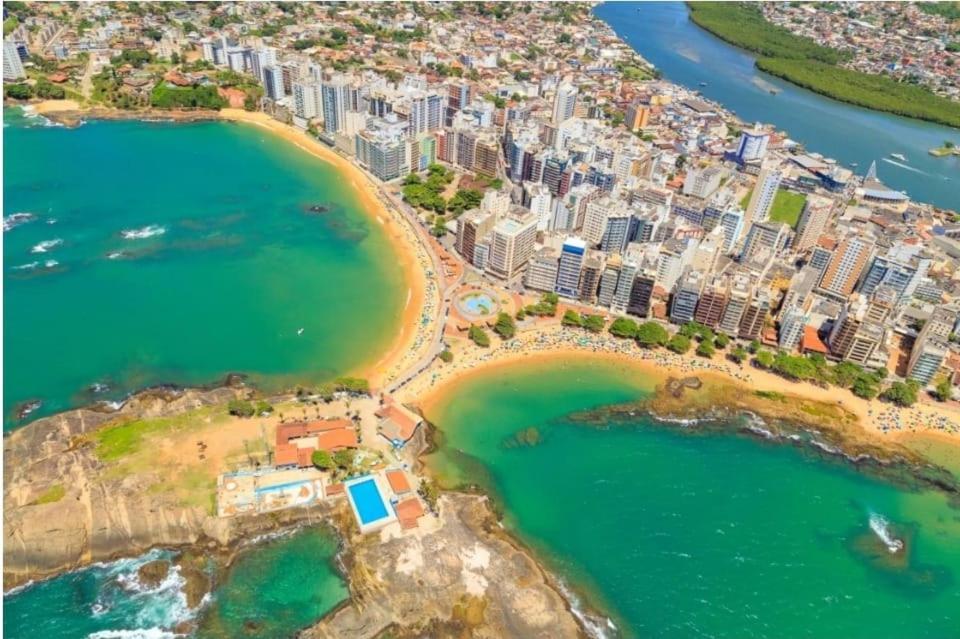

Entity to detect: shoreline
[6,101,435,406]
[406,325,960,464]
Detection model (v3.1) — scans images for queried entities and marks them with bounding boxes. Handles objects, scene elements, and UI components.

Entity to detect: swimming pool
[347,478,390,526]
[456,290,499,318]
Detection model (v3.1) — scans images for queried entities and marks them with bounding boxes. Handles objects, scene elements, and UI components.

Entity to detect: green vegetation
[333,449,356,470]
[679,321,715,342]
[714,333,730,349]
[729,346,748,363]
[609,317,639,339]
[31,484,66,506]
[469,324,491,347]
[494,312,517,339]
[881,380,920,407]
[419,478,440,510]
[934,378,953,402]
[93,408,219,462]
[4,16,19,35]
[696,338,716,358]
[524,293,559,317]
[667,334,692,354]
[227,399,256,417]
[254,400,274,415]
[687,2,960,128]
[439,349,454,363]
[583,314,606,333]
[562,310,583,327]
[768,190,807,229]
[917,2,960,20]
[150,84,227,110]
[754,57,960,129]
[311,450,334,470]
[403,164,452,213]
[636,321,669,348]
[110,49,154,68]
[4,83,33,100]
[332,376,370,394]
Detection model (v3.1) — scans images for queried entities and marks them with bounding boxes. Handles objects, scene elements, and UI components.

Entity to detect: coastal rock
[136,559,170,589]
[2,386,244,589]
[302,493,584,639]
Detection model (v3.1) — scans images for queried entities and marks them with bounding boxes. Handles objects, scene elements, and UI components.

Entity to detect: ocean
[424,358,960,638]
[3,107,404,428]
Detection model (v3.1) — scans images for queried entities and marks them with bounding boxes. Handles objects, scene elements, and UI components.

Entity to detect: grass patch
[754,390,786,401]
[93,407,222,462]
[768,190,806,229]
[32,484,66,505]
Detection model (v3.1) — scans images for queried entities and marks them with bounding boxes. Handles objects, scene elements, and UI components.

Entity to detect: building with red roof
[800,325,829,355]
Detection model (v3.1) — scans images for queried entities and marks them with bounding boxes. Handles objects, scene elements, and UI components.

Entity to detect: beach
[215,109,437,391]
[407,321,960,460]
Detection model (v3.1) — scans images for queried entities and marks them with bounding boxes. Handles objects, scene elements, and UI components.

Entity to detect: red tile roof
[386,470,412,494]
[395,497,425,529]
[325,483,345,496]
[800,325,829,354]
[316,429,358,452]
[375,405,420,442]
[275,443,299,467]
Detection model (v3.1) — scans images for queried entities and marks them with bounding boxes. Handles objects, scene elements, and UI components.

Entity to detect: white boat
[889,153,907,162]
[297,328,305,336]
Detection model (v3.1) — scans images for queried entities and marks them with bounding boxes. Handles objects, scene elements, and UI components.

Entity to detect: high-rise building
[738,291,771,340]
[718,277,751,336]
[626,272,656,318]
[859,252,930,302]
[694,284,728,329]
[601,212,635,255]
[624,99,651,132]
[734,125,769,163]
[251,47,276,85]
[262,65,285,101]
[555,237,587,298]
[579,252,605,304]
[670,272,703,325]
[355,116,410,182]
[321,74,350,135]
[455,209,497,266]
[4,40,27,80]
[793,195,833,253]
[552,82,577,125]
[292,81,322,120]
[525,247,561,292]
[819,237,874,299]
[487,213,537,281]
[744,161,783,227]
[683,166,724,199]
[828,298,884,365]
[779,304,808,351]
[611,260,639,314]
[740,221,789,263]
[908,337,949,385]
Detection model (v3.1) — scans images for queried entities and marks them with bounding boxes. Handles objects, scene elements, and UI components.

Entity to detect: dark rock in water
[173,620,196,636]
[665,376,702,398]
[243,619,264,633]
[304,203,333,214]
[175,552,211,609]
[15,400,42,420]
[223,373,248,387]
[501,426,542,449]
[137,559,170,589]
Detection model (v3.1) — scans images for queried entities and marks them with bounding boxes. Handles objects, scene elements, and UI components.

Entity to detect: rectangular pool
[348,478,390,525]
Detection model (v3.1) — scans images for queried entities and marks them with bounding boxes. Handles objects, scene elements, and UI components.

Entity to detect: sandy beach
[216,109,437,391]
[405,322,960,458]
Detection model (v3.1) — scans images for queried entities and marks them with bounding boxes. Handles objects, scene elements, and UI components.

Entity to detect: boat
[297,328,305,336]
[699,81,708,87]
[769,89,777,95]
[850,162,859,168]
[889,153,907,162]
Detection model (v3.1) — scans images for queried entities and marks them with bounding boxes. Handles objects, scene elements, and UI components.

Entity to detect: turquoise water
[348,477,390,524]
[595,2,960,211]
[3,107,404,428]
[3,528,346,639]
[425,359,960,638]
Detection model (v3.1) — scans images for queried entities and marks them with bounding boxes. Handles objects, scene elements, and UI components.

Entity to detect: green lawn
[767,189,807,229]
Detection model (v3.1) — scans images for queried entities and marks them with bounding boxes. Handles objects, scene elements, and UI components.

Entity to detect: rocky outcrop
[302,494,587,639]
[2,386,243,589]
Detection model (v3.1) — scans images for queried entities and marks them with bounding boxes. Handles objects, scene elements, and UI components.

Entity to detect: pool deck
[217,467,334,517]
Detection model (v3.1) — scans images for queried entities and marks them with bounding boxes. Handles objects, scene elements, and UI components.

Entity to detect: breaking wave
[4,212,38,232]
[121,225,166,240]
[869,513,904,554]
[30,238,63,253]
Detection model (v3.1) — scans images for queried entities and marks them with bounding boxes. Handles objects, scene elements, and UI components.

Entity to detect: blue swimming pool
[348,478,389,525]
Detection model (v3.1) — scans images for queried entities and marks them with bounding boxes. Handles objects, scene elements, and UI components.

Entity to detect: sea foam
[121,225,166,240]
[869,513,904,554]
[30,238,63,253]
[3,212,38,232]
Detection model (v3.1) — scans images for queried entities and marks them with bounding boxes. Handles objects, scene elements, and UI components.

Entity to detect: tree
[832,361,863,388]
[583,314,605,333]
[494,312,516,339]
[469,324,490,347]
[439,349,454,363]
[333,448,356,469]
[881,380,919,407]
[667,334,692,354]
[748,339,761,354]
[635,321,668,348]
[715,333,730,349]
[696,338,716,358]
[933,378,953,402]
[254,400,273,415]
[227,399,255,417]
[431,215,447,237]
[562,310,583,327]
[5,84,33,100]
[609,317,639,339]
[311,450,334,470]
[729,346,748,363]
[754,350,775,369]
[851,373,880,399]
[419,478,440,510]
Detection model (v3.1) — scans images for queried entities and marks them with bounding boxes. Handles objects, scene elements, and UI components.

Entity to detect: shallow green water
[424,359,960,638]
[2,528,346,639]
[3,107,404,428]
[195,528,347,638]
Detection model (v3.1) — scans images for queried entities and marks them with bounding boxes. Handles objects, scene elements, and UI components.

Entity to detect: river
[594,2,959,212]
